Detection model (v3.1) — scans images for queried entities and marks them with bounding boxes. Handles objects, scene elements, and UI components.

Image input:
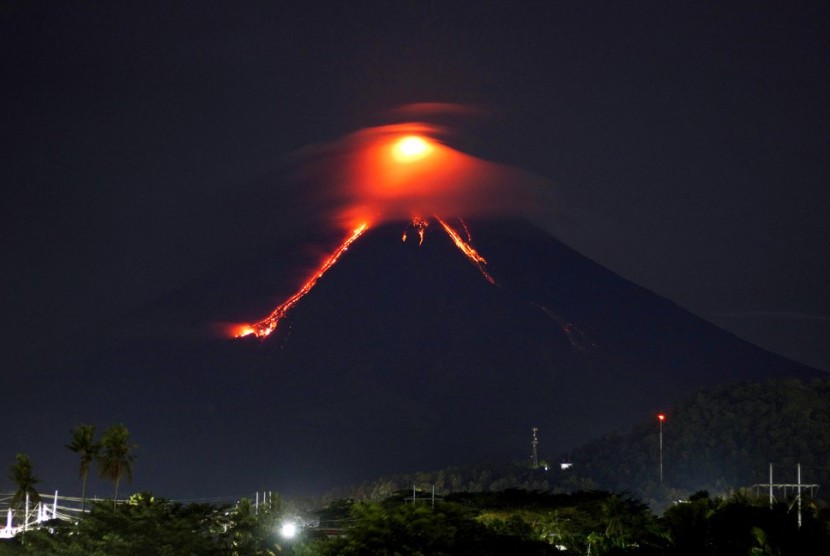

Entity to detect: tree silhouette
[8,453,41,510]
[96,424,136,507]
[21,492,232,555]
[66,424,99,513]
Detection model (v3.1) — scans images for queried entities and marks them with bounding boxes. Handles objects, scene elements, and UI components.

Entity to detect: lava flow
[229,117,526,340]
[233,215,495,340]
[435,217,495,284]
[402,216,428,245]
[232,223,368,339]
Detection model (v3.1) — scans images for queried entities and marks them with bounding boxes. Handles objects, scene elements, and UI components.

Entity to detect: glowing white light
[280,521,297,539]
[392,135,433,162]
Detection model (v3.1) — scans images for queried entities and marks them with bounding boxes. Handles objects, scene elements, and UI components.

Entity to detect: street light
[657,413,666,485]
[280,521,297,540]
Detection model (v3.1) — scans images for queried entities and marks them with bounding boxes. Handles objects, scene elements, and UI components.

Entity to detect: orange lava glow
[339,124,493,224]
[402,216,429,246]
[231,223,369,339]
[312,118,547,233]
[227,107,550,342]
[392,136,433,163]
[435,217,496,284]
[400,215,495,283]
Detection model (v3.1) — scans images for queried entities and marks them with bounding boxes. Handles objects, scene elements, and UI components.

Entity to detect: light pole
[279,520,298,554]
[657,413,666,486]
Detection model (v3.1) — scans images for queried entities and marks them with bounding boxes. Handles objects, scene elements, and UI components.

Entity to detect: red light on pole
[657,413,666,485]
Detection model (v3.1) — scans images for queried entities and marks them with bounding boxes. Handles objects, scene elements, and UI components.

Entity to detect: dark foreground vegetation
[4,378,830,554]
[2,488,829,555]
[326,377,830,510]
[574,377,830,502]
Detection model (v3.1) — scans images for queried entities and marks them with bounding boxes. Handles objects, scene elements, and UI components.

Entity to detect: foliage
[227,494,285,555]
[319,377,830,513]
[303,488,830,555]
[20,492,229,555]
[572,377,830,504]
[661,490,830,555]
[0,540,23,556]
[7,488,830,555]
[96,424,137,505]
[307,497,558,555]
[322,461,591,505]
[7,454,40,510]
[446,490,667,554]
[6,377,830,553]
[66,424,99,512]
[17,491,291,556]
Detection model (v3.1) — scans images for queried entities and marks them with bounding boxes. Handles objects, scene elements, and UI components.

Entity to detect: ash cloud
[287,104,555,232]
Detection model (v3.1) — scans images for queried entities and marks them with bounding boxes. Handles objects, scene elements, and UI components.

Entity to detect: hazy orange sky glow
[294,117,553,234]
[226,111,552,339]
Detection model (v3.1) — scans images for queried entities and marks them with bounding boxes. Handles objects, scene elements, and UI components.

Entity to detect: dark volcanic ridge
[6,219,819,498]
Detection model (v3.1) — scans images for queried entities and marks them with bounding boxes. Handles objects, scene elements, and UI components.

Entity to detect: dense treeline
[5,488,827,554]
[574,377,830,502]
[0,492,286,555]
[324,377,830,508]
[321,462,590,505]
[4,377,828,553]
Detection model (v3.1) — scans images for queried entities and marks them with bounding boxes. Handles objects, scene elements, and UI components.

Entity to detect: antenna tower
[531,427,539,468]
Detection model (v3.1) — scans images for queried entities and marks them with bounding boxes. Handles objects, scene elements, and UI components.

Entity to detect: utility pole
[531,427,539,468]
[657,414,666,486]
[797,463,802,530]
[754,462,817,530]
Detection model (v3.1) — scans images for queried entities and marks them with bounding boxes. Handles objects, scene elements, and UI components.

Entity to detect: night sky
[2,2,829,494]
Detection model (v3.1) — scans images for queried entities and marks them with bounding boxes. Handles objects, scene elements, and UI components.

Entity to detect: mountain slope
[572,376,830,498]
[4,219,819,498]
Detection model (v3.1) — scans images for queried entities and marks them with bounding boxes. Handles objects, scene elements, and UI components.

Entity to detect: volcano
[7,219,819,498]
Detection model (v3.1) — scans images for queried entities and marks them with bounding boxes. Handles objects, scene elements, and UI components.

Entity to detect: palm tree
[96,424,137,507]
[66,424,98,512]
[8,453,40,510]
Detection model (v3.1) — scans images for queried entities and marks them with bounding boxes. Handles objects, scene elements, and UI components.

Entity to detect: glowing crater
[392,135,433,163]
